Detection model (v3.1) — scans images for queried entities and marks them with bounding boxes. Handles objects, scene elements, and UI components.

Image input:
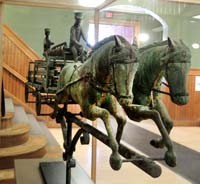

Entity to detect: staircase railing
[2,24,54,123]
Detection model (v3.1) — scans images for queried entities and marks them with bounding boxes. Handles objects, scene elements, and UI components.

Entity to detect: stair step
[38,121,60,146]
[27,114,59,146]
[0,135,47,169]
[0,169,14,184]
[44,145,63,159]
[4,98,15,118]
[0,119,12,130]
[38,120,63,158]
[12,106,29,124]
[1,98,15,129]
[27,114,43,135]
[0,123,31,148]
[27,115,62,159]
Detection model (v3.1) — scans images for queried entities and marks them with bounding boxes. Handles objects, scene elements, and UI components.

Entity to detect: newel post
[0,2,4,120]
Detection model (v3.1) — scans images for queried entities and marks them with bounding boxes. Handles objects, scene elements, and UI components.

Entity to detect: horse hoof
[109,153,122,170]
[150,139,164,148]
[164,151,176,167]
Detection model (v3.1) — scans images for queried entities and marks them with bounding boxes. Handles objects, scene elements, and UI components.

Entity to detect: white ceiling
[168,0,200,4]
[0,0,116,9]
[0,0,200,9]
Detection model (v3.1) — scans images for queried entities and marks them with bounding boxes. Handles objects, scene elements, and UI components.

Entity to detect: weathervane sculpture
[29,16,191,183]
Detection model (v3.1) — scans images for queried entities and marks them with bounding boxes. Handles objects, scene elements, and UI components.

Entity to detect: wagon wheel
[24,83,29,103]
[36,92,42,115]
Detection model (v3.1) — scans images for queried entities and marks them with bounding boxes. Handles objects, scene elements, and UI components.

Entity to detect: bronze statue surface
[69,12,91,62]
[43,28,54,56]
[124,37,191,167]
[52,35,137,170]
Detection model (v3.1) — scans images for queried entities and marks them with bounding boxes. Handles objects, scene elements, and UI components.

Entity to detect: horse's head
[164,38,191,105]
[109,36,138,105]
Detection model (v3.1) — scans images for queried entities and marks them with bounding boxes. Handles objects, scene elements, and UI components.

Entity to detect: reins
[111,60,135,99]
[151,49,174,97]
[152,82,171,96]
[88,45,135,97]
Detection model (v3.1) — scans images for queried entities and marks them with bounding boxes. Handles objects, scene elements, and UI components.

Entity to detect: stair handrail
[3,63,27,84]
[3,24,41,61]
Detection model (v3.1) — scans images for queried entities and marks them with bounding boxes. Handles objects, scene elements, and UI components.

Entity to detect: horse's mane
[139,40,168,53]
[92,35,130,52]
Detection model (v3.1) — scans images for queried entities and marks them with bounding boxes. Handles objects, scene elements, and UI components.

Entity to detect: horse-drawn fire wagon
[25,42,79,115]
[24,34,191,184]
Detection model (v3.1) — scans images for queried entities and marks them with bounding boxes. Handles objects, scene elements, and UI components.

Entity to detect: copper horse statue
[124,38,191,167]
[52,35,137,170]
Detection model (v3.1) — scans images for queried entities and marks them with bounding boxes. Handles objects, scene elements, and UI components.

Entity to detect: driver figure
[69,12,91,62]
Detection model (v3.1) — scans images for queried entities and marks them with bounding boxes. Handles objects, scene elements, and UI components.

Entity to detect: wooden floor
[50,119,200,184]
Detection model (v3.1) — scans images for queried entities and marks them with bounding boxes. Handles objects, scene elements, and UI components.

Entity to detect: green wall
[4,1,200,67]
[4,5,94,56]
[110,0,200,68]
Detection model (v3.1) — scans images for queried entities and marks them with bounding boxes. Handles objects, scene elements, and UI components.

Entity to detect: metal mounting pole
[65,111,162,178]
[48,109,161,184]
[66,119,72,184]
[58,109,73,184]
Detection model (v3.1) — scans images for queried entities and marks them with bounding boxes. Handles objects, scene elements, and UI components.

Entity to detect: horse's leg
[85,104,122,170]
[150,98,173,148]
[124,104,176,167]
[115,109,127,144]
[106,96,128,143]
[149,109,176,167]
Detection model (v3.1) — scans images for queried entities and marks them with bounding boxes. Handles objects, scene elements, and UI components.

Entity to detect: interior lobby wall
[4,1,200,67]
[111,0,200,68]
[4,5,93,57]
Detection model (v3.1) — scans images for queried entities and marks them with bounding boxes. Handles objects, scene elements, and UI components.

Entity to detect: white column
[94,9,99,43]
[91,120,97,183]
[91,10,100,184]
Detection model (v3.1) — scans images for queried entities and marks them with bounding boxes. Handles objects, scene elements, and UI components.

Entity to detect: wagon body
[25,51,74,115]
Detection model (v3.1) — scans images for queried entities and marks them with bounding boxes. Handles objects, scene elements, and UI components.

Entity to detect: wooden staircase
[0,98,62,184]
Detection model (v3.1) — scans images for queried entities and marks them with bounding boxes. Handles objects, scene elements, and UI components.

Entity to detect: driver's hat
[74,12,83,20]
[44,28,50,33]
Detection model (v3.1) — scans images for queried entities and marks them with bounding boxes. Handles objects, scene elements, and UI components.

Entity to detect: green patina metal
[124,37,191,167]
[52,35,137,170]
[133,37,191,106]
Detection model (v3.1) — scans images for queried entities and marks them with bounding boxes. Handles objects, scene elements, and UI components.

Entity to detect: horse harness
[89,48,136,99]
